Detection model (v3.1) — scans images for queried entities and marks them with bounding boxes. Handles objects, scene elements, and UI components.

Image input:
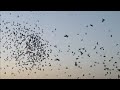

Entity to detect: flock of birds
[0,13,120,79]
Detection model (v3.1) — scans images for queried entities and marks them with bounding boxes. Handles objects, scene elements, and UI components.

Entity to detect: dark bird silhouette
[85,33,87,35]
[75,62,77,66]
[68,45,70,47]
[103,55,106,57]
[90,24,93,27]
[80,51,83,55]
[93,46,96,50]
[55,58,60,61]
[87,54,90,57]
[76,58,79,60]
[64,35,69,38]
[66,67,68,69]
[116,44,119,46]
[102,18,105,22]
[110,35,112,37]
[97,42,98,45]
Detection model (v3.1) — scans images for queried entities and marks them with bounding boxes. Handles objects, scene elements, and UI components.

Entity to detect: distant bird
[111,57,113,59]
[75,62,77,66]
[80,51,83,55]
[90,65,92,67]
[110,35,112,37]
[93,46,96,50]
[90,24,93,27]
[13,31,15,35]
[103,55,106,57]
[114,62,117,63]
[66,67,68,69]
[116,44,119,46]
[55,58,60,61]
[68,45,70,47]
[54,45,57,48]
[81,39,83,41]
[76,58,79,60]
[97,42,98,45]
[87,54,90,57]
[102,18,105,22]
[6,27,8,29]
[64,35,69,38]
[4,72,6,74]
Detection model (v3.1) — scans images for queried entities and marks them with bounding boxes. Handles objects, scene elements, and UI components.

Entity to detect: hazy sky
[0,11,120,79]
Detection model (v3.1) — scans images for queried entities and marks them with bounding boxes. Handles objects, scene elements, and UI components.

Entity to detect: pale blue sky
[0,11,120,79]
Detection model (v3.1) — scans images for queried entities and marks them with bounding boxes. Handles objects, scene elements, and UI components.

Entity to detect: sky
[0,11,120,79]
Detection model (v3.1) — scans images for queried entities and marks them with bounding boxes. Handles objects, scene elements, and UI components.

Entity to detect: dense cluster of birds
[0,13,120,79]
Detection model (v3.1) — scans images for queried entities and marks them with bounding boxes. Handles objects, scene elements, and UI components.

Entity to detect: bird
[93,46,96,50]
[110,35,112,37]
[80,51,83,55]
[75,62,77,66]
[81,39,83,41]
[116,44,119,46]
[87,54,90,57]
[55,58,60,61]
[85,33,87,35]
[97,42,98,45]
[68,45,70,47]
[102,18,105,22]
[66,67,68,69]
[64,35,69,38]
[90,24,93,27]
[76,58,79,60]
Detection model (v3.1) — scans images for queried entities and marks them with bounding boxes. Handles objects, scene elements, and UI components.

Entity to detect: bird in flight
[64,35,69,38]
[102,18,105,22]
[90,24,93,27]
